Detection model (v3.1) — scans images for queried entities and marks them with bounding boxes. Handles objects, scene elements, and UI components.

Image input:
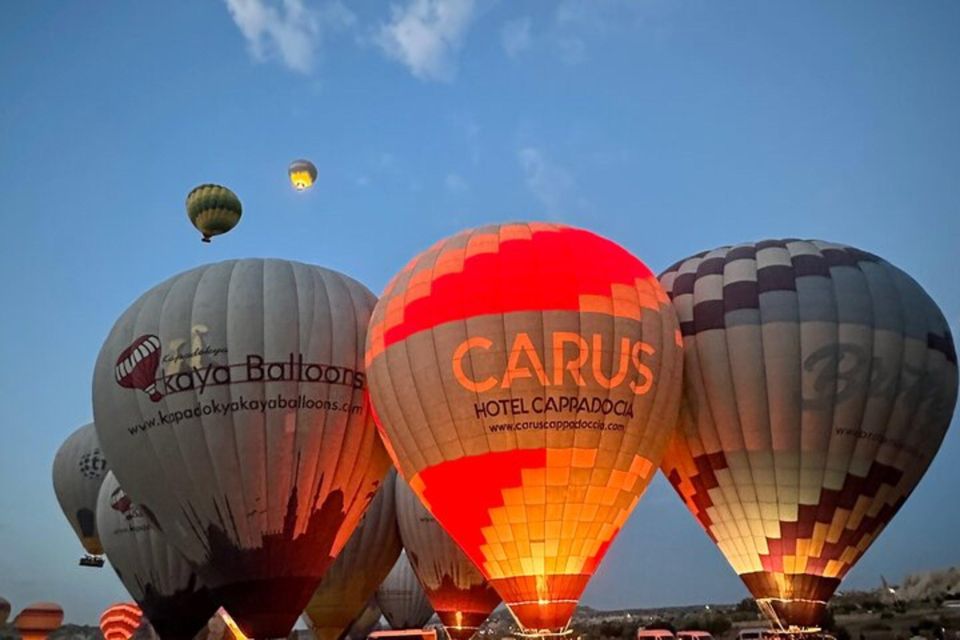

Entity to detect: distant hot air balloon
[395,477,500,640]
[100,603,143,640]
[303,469,402,640]
[376,552,435,630]
[345,601,382,640]
[659,239,958,631]
[53,422,110,564]
[14,603,64,640]
[93,259,391,639]
[97,472,219,640]
[365,223,683,634]
[288,160,318,191]
[0,597,11,625]
[186,184,242,243]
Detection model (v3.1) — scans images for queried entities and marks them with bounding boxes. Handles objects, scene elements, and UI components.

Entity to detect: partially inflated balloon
[345,601,382,640]
[376,552,434,630]
[659,239,958,630]
[100,603,143,640]
[366,223,683,633]
[53,423,110,557]
[395,477,499,640]
[14,603,63,640]
[303,469,402,640]
[186,184,242,243]
[97,472,218,640]
[93,259,391,638]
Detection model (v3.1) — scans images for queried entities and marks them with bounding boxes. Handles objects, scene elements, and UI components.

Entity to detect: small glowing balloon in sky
[288,159,318,191]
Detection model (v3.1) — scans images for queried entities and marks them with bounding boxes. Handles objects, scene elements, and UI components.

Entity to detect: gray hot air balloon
[345,601,382,640]
[97,472,218,640]
[395,478,499,640]
[92,259,392,639]
[303,468,402,640]
[0,597,11,625]
[659,239,958,631]
[376,551,435,630]
[52,422,110,565]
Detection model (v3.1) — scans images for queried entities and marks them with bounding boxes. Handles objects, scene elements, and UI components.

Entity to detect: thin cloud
[500,16,532,58]
[375,0,477,81]
[224,0,354,73]
[445,173,469,193]
[518,147,576,214]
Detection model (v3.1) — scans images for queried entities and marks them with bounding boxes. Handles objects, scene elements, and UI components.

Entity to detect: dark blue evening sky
[1,1,957,624]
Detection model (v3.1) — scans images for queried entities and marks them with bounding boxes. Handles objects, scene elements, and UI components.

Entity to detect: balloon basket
[79,554,104,568]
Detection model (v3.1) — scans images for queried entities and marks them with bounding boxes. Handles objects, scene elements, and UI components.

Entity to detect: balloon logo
[109,487,133,515]
[78,449,107,480]
[114,335,162,401]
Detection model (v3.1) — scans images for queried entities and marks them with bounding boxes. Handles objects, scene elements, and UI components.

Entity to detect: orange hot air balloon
[100,603,143,640]
[366,223,683,634]
[659,240,958,631]
[395,476,500,640]
[14,603,64,640]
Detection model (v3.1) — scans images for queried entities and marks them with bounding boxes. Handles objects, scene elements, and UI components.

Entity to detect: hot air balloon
[395,477,500,640]
[186,184,242,243]
[377,552,435,630]
[14,603,64,640]
[365,223,683,634]
[93,259,391,639]
[289,160,318,192]
[658,239,958,631]
[304,469,402,640]
[345,601,383,640]
[100,603,144,640]
[97,472,219,640]
[0,597,11,625]
[53,422,110,566]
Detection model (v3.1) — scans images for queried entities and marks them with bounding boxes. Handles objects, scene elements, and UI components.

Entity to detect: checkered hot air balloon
[99,603,143,640]
[659,239,958,632]
[395,476,501,640]
[114,335,162,402]
[365,223,683,634]
[52,423,110,558]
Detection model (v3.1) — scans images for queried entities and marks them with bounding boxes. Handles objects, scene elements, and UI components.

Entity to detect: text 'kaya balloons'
[366,223,683,633]
[659,240,958,630]
[93,259,391,638]
[52,422,110,558]
[396,476,500,640]
[99,603,143,640]
[303,469,403,640]
[97,472,218,640]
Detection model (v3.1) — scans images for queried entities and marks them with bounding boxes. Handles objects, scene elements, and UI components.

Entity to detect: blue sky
[1,0,958,625]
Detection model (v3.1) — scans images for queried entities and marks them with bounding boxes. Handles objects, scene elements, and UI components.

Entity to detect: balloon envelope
[289,160,318,191]
[345,601,382,640]
[52,422,110,556]
[185,184,241,243]
[97,472,219,640]
[0,597,10,625]
[93,259,391,638]
[659,239,958,629]
[14,603,64,640]
[366,223,683,633]
[304,469,402,640]
[395,477,499,640]
[100,603,143,640]
[376,552,435,630]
